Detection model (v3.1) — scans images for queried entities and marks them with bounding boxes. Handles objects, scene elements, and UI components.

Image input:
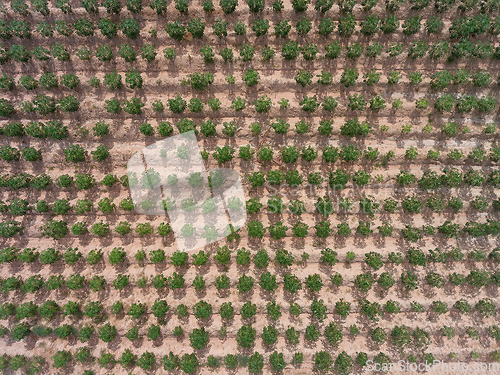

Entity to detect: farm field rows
[0,0,499,374]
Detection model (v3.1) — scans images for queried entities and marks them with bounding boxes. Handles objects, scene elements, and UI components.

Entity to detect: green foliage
[426,272,446,288]
[340,68,359,87]
[96,44,113,61]
[298,97,318,114]
[18,75,39,92]
[65,274,85,290]
[112,273,128,290]
[408,41,429,59]
[191,300,211,320]
[137,352,155,371]
[294,70,313,87]
[123,97,144,115]
[40,220,67,240]
[262,325,279,345]
[52,351,72,369]
[9,45,32,63]
[236,324,256,347]
[187,18,205,38]
[54,324,75,339]
[314,351,333,372]
[339,145,361,163]
[453,299,471,314]
[63,144,87,163]
[402,196,423,213]
[341,117,371,137]
[279,273,301,295]
[231,97,245,111]
[74,19,95,37]
[215,47,233,65]
[103,72,122,90]
[302,273,323,292]
[301,43,319,60]
[120,18,140,39]
[126,303,146,320]
[96,17,117,38]
[335,299,351,319]
[359,299,383,321]
[92,145,110,161]
[252,18,269,36]
[114,44,134,63]
[164,20,186,41]
[378,272,395,290]
[355,273,375,292]
[186,72,214,91]
[259,272,277,291]
[346,43,363,60]
[318,42,339,62]
[200,44,214,63]
[386,70,401,85]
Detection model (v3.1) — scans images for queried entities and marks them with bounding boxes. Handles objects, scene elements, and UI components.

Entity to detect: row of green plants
[0,97,76,117]
[2,245,498,268]
[246,166,500,188]
[0,210,171,238]
[0,354,43,375]
[0,162,498,194]
[2,293,497,333]
[0,119,69,137]
[8,0,500,17]
[0,95,80,117]
[2,37,500,66]
[135,117,495,139]
[2,290,499,322]
[0,91,496,120]
[0,68,496,92]
[2,133,499,166]
[0,144,111,162]
[188,40,500,63]
[149,117,497,146]
[17,95,141,115]
[1,68,498,93]
[244,218,500,241]
[0,214,496,240]
[254,193,500,215]
[0,160,497,194]
[32,219,170,239]
[113,93,497,116]
[3,348,500,375]
[0,94,497,121]
[0,171,128,191]
[0,119,497,144]
[191,69,498,90]
[2,13,500,40]
[1,298,497,355]
[0,41,163,63]
[0,70,144,91]
[8,348,500,375]
[0,186,494,221]
[0,349,270,375]
[0,318,497,371]
[0,197,135,215]
[2,192,496,227]
[0,172,101,190]
[0,348,399,375]
[1,266,499,296]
